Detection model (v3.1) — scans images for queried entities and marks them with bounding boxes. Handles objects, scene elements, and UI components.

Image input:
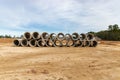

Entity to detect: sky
[0,0,120,36]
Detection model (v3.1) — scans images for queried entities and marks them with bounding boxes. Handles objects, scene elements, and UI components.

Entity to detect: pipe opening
[50,33,56,40]
[37,40,43,47]
[75,40,82,47]
[14,39,20,46]
[81,34,87,40]
[48,41,53,46]
[79,41,82,46]
[42,41,46,46]
[31,40,35,45]
[42,32,49,40]
[67,40,74,47]
[57,33,64,40]
[72,33,79,40]
[65,34,71,40]
[93,41,98,47]
[21,39,28,46]
[85,41,90,46]
[55,40,61,47]
[87,33,94,40]
[47,40,54,47]
[24,32,31,39]
[74,40,81,47]
[61,40,67,46]
[33,32,40,39]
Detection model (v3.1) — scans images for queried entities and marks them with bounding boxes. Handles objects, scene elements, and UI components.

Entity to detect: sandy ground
[0,38,120,80]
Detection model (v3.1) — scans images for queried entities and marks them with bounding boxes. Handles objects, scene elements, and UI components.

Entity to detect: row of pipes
[13,32,98,47]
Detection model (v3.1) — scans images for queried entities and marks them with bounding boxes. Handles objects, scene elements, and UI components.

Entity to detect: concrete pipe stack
[13,32,98,47]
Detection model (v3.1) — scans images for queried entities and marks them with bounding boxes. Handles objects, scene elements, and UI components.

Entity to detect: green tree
[108,25,113,31]
[113,24,119,31]
[96,24,120,41]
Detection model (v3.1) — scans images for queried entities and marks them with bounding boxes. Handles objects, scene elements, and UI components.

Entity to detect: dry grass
[0,38,13,43]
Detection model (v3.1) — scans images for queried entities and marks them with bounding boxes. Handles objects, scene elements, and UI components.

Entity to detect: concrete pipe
[55,40,62,47]
[46,40,56,47]
[73,41,78,47]
[41,32,50,47]
[65,33,72,40]
[37,39,49,47]
[32,32,40,39]
[37,39,43,47]
[23,32,32,40]
[13,39,22,46]
[74,40,82,47]
[21,39,28,47]
[57,33,65,40]
[66,40,74,47]
[41,32,50,40]
[48,33,57,47]
[87,33,94,40]
[48,40,56,47]
[50,33,57,41]
[93,41,98,47]
[81,40,91,47]
[72,40,82,47]
[46,40,52,47]
[91,40,98,47]
[72,32,80,40]
[29,39,37,47]
[79,40,83,47]
[80,33,87,40]
[61,39,67,47]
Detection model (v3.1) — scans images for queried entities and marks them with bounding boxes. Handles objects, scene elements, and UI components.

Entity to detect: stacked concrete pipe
[13,32,98,47]
[65,34,74,47]
[55,33,64,47]
[48,33,56,47]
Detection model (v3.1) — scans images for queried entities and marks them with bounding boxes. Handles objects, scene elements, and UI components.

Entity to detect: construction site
[0,32,120,80]
[1,0,120,80]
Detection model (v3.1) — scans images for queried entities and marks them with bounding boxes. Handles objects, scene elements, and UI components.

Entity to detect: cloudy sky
[0,0,120,36]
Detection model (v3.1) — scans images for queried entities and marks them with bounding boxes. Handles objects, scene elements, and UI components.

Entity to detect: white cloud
[0,0,120,36]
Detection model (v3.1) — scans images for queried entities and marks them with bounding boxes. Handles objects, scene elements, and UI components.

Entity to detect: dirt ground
[0,38,120,80]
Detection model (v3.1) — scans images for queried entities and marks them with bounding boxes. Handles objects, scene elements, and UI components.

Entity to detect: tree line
[89,24,120,41]
[0,24,120,41]
[0,35,12,38]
